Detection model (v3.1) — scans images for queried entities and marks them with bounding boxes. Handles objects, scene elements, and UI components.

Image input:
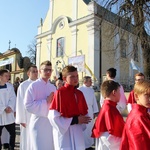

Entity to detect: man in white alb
[15,65,38,150]
[78,76,99,150]
[24,60,56,150]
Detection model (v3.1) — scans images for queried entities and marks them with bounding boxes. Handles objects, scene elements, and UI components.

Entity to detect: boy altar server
[92,80,125,150]
[0,69,16,150]
[100,68,127,113]
[49,65,91,150]
[120,80,150,150]
[127,72,145,112]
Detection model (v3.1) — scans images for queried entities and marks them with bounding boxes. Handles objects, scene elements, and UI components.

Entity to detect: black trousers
[0,123,16,150]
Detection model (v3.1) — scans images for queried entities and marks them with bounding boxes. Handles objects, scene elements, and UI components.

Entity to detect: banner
[68,55,85,72]
[0,57,14,67]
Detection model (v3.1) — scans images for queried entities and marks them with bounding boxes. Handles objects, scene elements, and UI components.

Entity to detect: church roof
[11,48,20,52]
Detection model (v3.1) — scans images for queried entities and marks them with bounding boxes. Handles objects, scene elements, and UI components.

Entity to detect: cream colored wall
[11,55,16,71]
[76,22,90,79]
[77,0,89,18]
[52,0,72,22]
[52,0,89,22]
[39,38,49,63]
[42,11,51,33]
[76,23,88,56]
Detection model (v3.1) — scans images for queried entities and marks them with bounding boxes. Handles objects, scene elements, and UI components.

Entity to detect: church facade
[35,0,143,89]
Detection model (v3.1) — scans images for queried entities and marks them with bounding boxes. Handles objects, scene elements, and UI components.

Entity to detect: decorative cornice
[0,51,19,59]
[36,14,100,39]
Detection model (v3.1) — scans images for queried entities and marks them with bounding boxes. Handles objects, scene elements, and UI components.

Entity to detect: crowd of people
[0,61,149,150]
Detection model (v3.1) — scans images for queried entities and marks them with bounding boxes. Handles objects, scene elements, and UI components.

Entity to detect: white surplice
[95,132,121,150]
[16,78,35,150]
[78,85,99,148]
[48,110,86,150]
[0,83,16,125]
[24,78,56,150]
[1,83,14,145]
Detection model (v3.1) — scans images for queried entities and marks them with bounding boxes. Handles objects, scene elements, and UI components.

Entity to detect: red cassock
[127,90,136,104]
[92,100,125,138]
[49,83,88,117]
[120,104,150,150]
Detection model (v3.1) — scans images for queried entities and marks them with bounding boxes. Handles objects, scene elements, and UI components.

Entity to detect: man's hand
[47,92,54,104]
[5,106,13,113]
[78,115,92,124]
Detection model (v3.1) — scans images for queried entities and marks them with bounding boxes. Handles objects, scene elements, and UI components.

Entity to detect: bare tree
[96,0,150,75]
[26,40,36,64]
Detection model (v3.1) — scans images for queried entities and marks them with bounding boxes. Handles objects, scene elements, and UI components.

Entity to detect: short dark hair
[0,69,9,76]
[101,80,120,98]
[27,65,37,72]
[62,65,77,77]
[83,76,91,83]
[106,68,117,78]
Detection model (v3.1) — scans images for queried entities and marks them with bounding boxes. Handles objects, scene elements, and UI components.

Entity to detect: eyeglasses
[41,68,53,72]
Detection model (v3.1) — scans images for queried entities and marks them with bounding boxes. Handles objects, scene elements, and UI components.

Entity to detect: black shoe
[2,143,9,149]
[85,147,95,150]
[8,146,14,150]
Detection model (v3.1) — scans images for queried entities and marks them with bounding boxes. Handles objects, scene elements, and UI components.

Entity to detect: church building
[0,48,32,83]
[35,0,143,89]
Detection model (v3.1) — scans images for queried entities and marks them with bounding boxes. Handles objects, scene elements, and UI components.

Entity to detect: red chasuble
[92,100,125,138]
[127,90,136,104]
[50,83,88,118]
[120,104,150,150]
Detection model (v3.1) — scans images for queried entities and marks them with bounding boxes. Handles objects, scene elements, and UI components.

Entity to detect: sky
[0,0,49,57]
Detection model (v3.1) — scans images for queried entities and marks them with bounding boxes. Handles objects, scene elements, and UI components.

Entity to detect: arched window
[56,37,65,57]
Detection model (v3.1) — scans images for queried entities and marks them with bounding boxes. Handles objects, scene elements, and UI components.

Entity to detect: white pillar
[47,35,52,60]
[72,0,78,20]
[70,0,78,56]
[114,28,120,81]
[36,40,41,70]
[87,17,100,82]
[71,27,77,56]
[128,34,133,78]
